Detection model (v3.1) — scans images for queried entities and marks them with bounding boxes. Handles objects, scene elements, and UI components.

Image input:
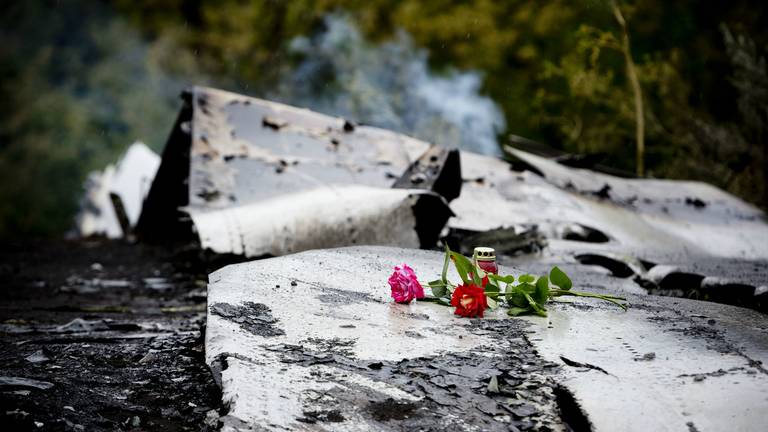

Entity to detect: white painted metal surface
[206,246,768,431]
[452,149,768,261]
[74,142,160,238]
[522,303,768,432]
[190,186,428,257]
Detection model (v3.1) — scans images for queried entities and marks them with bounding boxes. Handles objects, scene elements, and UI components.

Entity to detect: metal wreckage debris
[66,86,768,431]
[452,147,768,311]
[98,86,766,311]
[133,86,458,256]
[74,141,160,239]
[206,246,768,432]
[75,93,768,297]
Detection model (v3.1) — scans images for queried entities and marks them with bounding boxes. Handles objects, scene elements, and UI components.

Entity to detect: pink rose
[388,264,425,304]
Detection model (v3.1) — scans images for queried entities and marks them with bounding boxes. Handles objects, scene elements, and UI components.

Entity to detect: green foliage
[549,267,572,291]
[427,280,447,298]
[518,274,535,283]
[449,250,479,285]
[111,0,768,211]
[2,0,767,237]
[484,279,500,297]
[429,247,627,317]
[534,276,550,304]
[440,245,451,282]
[488,274,515,285]
[0,1,210,237]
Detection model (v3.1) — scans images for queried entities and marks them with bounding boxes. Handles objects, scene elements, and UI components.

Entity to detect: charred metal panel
[392,145,462,202]
[446,148,768,311]
[206,246,768,431]
[75,142,161,239]
[185,87,430,210]
[206,247,569,431]
[136,86,457,254]
[189,186,443,257]
[450,148,768,264]
[135,94,194,241]
[505,146,768,260]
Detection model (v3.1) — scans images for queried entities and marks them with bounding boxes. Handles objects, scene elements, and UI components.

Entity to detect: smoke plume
[274,15,506,155]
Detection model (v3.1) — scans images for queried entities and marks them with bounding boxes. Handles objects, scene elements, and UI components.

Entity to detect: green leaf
[427,279,447,298]
[441,246,451,284]
[470,263,484,286]
[550,266,572,290]
[507,306,531,316]
[437,297,452,307]
[518,274,535,283]
[519,282,536,294]
[551,290,628,310]
[472,270,484,286]
[487,296,498,309]
[506,284,530,308]
[488,274,515,284]
[534,276,550,304]
[484,279,500,294]
[450,251,475,285]
[523,292,548,317]
[504,285,515,303]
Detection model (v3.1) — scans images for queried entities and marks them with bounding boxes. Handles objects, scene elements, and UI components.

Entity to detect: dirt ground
[0,238,234,431]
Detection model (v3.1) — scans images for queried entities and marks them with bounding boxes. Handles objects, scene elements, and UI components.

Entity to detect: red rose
[450,283,488,318]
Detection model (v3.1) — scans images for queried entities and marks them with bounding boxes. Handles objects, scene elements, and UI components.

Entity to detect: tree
[611,0,645,176]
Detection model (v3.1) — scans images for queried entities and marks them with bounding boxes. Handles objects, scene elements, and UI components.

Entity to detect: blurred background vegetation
[1,0,766,238]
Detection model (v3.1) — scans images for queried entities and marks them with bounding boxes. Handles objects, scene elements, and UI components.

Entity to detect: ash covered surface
[255,319,572,431]
[205,247,591,431]
[206,246,768,431]
[0,239,226,430]
[209,302,285,337]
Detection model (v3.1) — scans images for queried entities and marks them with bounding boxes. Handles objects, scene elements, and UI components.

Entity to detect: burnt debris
[134,87,461,256]
[209,302,285,337]
[392,145,462,202]
[0,239,224,430]
[77,87,767,315]
[56,86,768,430]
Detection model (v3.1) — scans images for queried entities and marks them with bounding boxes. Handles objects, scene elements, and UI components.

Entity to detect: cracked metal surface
[140,86,455,257]
[452,149,768,312]
[205,246,768,431]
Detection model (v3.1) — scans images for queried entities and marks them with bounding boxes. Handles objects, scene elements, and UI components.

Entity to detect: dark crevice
[645,272,765,313]
[560,356,610,375]
[443,226,546,257]
[698,282,756,305]
[392,145,462,203]
[560,224,610,243]
[553,385,593,432]
[410,194,455,249]
[633,275,658,290]
[658,272,706,292]
[569,252,766,313]
[135,91,195,242]
[575,254,634,278]
[507,157,545,177]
